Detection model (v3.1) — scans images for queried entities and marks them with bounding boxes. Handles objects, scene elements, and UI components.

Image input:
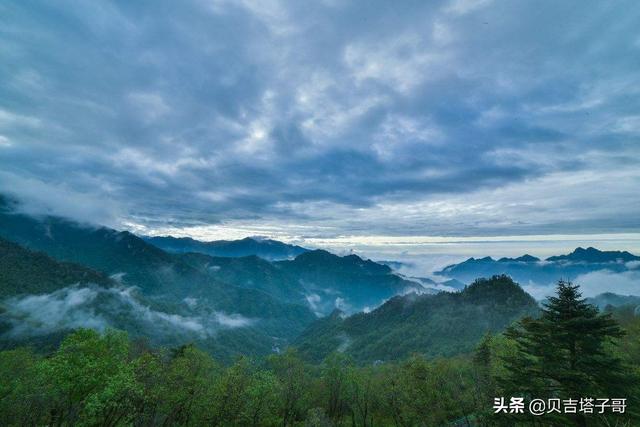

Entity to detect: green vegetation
[295,275,540,363]
[498,281,640,426]
[1,281,637,426]
[0,329,485,426]
[0,213,318,360]
[0,237,112,297]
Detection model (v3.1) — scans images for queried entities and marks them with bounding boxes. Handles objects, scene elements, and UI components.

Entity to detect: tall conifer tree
[499,280,637,426]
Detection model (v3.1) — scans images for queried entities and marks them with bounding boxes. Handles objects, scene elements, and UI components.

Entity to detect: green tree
[345,365,378,427]
[210,356,253,426]
[268,348,310,426]
[40,329,138,426]
[320,352,352,423]
[0,347,43,425]
[499,280,638,426]
[242,370,281,426]
[158,344,220,426]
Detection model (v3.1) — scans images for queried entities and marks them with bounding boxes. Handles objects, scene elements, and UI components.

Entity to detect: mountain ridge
[144,235,308,261]
[295,275,540,363]
[436,246,640,287]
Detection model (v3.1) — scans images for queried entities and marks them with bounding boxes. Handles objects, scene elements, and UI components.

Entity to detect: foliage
[0,237,112,298]
[498,280,640,426]
[296,275,540,363]
[1,284,638,427]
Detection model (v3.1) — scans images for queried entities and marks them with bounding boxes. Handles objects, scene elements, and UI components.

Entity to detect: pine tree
[498,280,637,426]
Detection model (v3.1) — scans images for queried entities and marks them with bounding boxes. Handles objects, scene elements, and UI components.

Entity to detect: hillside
[0,201,420,316]
[177,249,426,315]
[275,250,426,315]
[587,292,640,310]
[178,252,308,305]
[0,237,113,298]
[295,275,540,363]
[0,205,317,360]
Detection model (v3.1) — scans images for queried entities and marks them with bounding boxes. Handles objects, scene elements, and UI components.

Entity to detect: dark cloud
[0,0,639,237]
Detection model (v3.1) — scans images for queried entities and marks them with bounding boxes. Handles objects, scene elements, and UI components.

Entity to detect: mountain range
[143,235,308,261]
[2,195,639,364]
[436,247,640,286]
[0,198,426,359]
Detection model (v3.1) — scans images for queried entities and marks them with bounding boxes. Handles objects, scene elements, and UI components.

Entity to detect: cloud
[626,261,640,270]
[2,286,108,336]
[573,270,640,298]
[521,269,640,301]
[445,0,494,15]
[213,311,254,328]
[305,293,323,317]
[0,0,638,238]
[334,297,351,313]
[0,285,253,338]
[127,92,171,122]
[0,172,122,227]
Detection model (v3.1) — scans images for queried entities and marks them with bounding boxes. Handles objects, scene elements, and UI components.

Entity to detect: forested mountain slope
[0,237,113,297]
[295,275,540,363]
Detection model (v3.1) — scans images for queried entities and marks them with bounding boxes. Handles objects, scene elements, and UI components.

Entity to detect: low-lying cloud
[521,269,640,301]
[3,286,108,336]
[0,285,254,338]
[213,311,254,328]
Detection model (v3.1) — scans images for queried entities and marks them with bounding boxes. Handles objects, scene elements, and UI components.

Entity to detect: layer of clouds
[0,1,639,237]
[0,285,254,338]
[521,269,640,301]
[572,270,640,299]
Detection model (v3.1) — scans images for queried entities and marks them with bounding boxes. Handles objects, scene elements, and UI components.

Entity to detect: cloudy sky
[1,0,640,248]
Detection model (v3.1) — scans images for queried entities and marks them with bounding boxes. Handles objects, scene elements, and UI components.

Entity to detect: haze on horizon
[1,0,639,252]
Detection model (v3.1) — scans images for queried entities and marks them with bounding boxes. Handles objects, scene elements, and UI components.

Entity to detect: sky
[1,0,640,255]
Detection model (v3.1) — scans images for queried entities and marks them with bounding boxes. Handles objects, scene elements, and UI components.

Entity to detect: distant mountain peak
[497,254,540,262]
[515,254,539,262]
[289,250,393,275]
[546,247,640,263]
[436,246,640,289]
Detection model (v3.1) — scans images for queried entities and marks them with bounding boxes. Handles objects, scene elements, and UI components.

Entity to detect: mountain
[0,237,113,298]
[177,252,308,305]
[587,292,640,310]
[295,275,540,363]
[178,249,426,315]
[497,254,540,262]
[0,199,427,358]
[0,203,317,360]
[0,208,182,294]
[143,235,308,260]
[436,247,640,288]
[275,250,426,315]
[547,247,640,263]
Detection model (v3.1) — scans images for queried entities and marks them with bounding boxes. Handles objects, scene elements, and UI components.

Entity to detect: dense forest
[295,275,540,363]
[1,281,638,426]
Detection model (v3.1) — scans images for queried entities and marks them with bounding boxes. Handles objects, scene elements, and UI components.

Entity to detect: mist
[0,285,255,339]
